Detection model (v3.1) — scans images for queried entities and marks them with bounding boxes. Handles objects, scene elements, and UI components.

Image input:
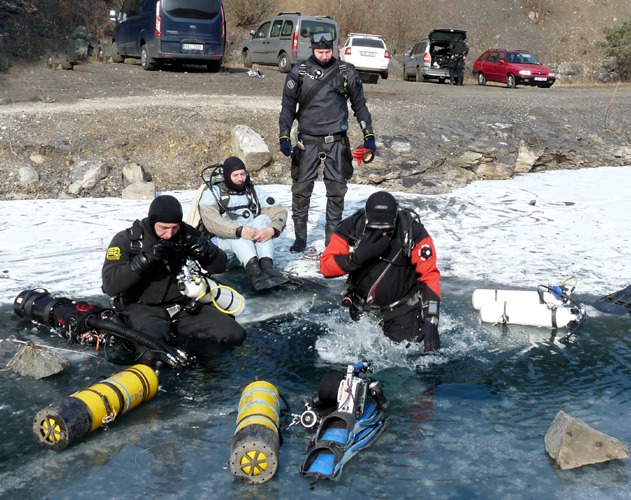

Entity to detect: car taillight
[292,32,298,58]
[345,47,352,56]
[155,1,161,37]
[220,4,225,41]
[385,50,390,59]
[423,52,430,64]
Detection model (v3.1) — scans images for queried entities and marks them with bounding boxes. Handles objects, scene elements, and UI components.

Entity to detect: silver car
[242,12,339,73]
[403,29,467,83]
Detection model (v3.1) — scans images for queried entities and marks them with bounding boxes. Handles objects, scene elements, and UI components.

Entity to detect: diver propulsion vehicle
[33,364,158,450]
[13,289,192,369]
[473,277,586,329]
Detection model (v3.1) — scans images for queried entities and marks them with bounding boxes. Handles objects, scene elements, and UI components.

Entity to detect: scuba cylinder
[472,288,564,311]
[177,260,245,316]
[479,300,583,328]
[32,364,158,450]
[230,381,281,484]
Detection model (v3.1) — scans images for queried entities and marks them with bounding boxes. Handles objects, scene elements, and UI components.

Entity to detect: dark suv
[402,29,467,83]
[472,49,556,88]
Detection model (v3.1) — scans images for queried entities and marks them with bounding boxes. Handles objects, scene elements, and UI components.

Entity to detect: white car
[340,33,390,81]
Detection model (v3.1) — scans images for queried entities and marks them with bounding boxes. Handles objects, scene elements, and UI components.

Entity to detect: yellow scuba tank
[32,364,159,451]
[230,380,281,483]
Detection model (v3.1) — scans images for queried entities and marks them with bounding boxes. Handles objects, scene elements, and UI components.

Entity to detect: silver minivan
[403,29,467,83]
[242,12,339,73]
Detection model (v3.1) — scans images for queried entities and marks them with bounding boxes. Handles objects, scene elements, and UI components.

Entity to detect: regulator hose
[86,317,191,369]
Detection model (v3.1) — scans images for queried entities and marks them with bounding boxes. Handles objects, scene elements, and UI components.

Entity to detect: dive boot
[324,221,339,246]
[290,221,308,253]
[259,257,288,287]
[245,257,283,291]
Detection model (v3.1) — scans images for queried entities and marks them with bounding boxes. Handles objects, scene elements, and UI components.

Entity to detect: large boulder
[545,411,629,470]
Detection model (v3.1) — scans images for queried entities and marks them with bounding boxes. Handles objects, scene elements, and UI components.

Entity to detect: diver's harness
[287,62,351,163]
[342,208,422,317]
[200,164,261,221]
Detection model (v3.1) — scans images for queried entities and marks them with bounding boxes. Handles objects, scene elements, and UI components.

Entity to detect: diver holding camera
[102,195,246,366]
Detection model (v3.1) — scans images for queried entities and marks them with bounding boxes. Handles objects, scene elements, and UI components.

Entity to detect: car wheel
[439,78,446,84]
[111,41,124,64]
[381,70,388,80]
[243,50,252,68]
[207,61,222,73]
[140,45,155,70]
[507,74,516,88]
[415,67,422,82]
[477,72,486,85]
[278,52,292,73]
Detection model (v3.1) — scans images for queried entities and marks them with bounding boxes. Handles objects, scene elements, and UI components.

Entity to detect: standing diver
[278,31,377,251]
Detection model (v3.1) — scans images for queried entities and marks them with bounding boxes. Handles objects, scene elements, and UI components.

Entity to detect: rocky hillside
[1,0,630,82]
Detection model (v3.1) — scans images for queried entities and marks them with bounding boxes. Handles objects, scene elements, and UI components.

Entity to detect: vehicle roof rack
[278,12,301,15]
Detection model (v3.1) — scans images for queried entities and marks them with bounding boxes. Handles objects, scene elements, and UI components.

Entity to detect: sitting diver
[197,156,289,291]
[320,191,442,352]
[102,194,246,365]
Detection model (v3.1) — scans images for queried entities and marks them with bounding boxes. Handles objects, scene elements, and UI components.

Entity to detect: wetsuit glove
[129,242,169,274]
[348,230,390,270]
[363,134,376,153]
[279,137,293,157]
[420,320,440,353]
[185,236,217,261]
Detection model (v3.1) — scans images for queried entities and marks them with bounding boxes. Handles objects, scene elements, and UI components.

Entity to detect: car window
[270,20,282,38]
[163,0,222,19]
[412,42,421,55]
[255,22,271,39]
[352,38,385,49]
[521,52,541,64]
[121,0,139,17]
[299,21,337,41]
[281,21,293,37]
[487,52,500,63]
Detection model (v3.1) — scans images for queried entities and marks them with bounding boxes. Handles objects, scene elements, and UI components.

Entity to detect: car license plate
[360,51,376,57]
[182,43,203,51]
[534,77,547,81]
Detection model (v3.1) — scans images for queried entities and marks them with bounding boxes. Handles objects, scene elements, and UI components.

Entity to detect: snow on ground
[1,166,629,308]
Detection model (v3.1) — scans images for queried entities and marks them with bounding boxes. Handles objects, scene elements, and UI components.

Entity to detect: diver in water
[320,191,442,352]
[197,156,288,291]
[102,194,246,365]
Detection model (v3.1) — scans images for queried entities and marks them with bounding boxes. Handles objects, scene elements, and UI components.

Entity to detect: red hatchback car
[472,49,556,88]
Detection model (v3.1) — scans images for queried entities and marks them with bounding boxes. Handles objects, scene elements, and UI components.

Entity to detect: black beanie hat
[222,156,248,191]
[148,195,183,227]
[365,191,398,230]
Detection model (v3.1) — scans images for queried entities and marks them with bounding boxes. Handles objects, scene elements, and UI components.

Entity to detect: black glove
[279,137,293,157]
[420,320,440,353]
[363,134,376,153]
[185,236,217,261]
[349,230,391,269]
[129,242,170,274]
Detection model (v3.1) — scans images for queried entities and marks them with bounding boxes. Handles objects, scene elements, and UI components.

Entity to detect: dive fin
[300,403,386,480]
[251,274,288,291]
[593,284,631,315]
[278,271,327,290]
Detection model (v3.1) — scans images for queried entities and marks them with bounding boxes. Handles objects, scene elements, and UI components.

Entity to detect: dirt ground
[1,59,630,200]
